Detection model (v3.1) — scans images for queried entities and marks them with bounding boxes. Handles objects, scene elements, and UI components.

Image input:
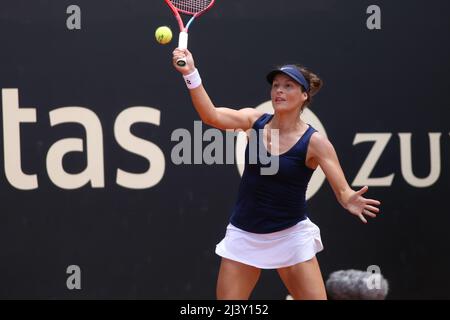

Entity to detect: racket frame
[164,0,216,66]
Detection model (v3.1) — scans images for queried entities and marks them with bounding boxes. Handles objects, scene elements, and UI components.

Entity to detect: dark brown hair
[295,65,323,111]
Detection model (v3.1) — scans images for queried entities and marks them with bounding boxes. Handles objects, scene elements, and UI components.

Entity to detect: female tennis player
[172,48,381,300]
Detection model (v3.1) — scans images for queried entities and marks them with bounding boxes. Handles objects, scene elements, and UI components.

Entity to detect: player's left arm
[308,132,381,223]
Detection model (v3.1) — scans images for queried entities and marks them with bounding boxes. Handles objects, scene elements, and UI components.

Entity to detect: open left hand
[345,186,381,223]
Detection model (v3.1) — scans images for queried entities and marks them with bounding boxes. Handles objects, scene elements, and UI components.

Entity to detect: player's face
[271,74,307,112]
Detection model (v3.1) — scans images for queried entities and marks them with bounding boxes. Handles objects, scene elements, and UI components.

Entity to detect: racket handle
[177,31,189,67]
[178,31,188,49]
[176,58,187,67]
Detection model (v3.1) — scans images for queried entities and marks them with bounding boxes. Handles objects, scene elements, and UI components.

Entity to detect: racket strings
[169,0,213,14]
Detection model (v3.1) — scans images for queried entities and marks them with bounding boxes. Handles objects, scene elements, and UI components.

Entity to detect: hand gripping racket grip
[176,31,189,67]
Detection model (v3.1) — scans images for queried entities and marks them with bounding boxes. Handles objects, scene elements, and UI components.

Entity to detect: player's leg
[277,256,327,300]
[216,257,261,300]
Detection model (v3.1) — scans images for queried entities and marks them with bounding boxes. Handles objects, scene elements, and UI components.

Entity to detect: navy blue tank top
[230,113,317,234]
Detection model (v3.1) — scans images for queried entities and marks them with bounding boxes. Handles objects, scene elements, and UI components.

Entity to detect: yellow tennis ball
[155,26,173,45]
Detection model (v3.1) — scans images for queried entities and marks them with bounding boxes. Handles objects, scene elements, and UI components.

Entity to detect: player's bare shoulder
[237,108,264,130]
[308,131,335,158]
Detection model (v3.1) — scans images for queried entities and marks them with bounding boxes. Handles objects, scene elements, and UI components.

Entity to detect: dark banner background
[0,0,449,299]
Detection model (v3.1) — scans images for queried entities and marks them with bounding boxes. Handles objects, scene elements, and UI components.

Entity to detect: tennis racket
[164,0,216,67]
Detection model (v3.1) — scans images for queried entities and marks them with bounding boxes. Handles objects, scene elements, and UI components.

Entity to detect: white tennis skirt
[215,218,324,269]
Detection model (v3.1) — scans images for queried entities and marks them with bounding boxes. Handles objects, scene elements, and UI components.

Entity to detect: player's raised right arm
[172,48,263,131]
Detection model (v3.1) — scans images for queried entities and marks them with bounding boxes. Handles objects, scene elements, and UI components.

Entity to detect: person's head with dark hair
[267,64,323,112]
